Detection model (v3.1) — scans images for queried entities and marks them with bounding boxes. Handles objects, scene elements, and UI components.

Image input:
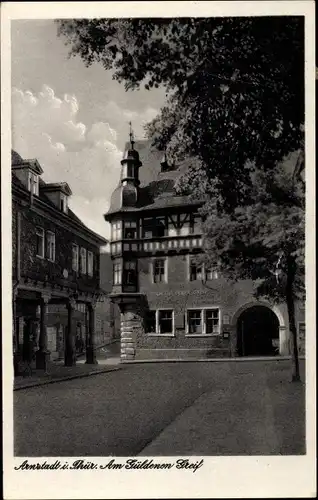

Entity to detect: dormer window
[28,171,39,196]
[39,182,72,212]
[60,193,68,213]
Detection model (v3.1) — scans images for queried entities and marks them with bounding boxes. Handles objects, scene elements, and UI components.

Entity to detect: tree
[56,17,304,208]
[57,18,305,379]
[197,160,304,381]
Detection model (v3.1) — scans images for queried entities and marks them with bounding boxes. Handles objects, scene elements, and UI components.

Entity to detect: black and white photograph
[1,1,316,498]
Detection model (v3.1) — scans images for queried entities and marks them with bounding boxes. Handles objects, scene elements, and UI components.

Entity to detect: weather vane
[129,121,135,148]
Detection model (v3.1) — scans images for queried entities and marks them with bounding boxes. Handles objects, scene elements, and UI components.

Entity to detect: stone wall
[116,254,305,361]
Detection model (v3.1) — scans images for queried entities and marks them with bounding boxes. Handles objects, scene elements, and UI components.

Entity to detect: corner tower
[120,123,142,207]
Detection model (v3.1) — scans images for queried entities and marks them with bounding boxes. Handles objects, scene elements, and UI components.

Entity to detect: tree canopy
[57,17,304,209]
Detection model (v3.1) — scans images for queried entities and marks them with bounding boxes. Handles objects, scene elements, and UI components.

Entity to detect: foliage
[200,159,305,301]
[56,17,304,211]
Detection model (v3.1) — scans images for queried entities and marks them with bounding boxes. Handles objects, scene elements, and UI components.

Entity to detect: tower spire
[129,121,135,150]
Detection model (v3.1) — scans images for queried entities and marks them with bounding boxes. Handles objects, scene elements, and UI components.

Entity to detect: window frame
[123,260,137,286]
[87,250,94,277]
[72,244,79,272]
[35,227,45,259]
[113,262,122,285]
[80,247,87,275]
[146,309,175,337]
[185,307,221,336]
[28,171,39,196]
[151,257,168,284]
[111,220,122,241]
[188,255,219,282]
[46,230,56,262]
[123,220,138,240]
[60,193,68,213]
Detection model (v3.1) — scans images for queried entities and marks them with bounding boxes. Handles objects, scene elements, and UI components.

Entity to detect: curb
[14,366,121,391]
[121,356,305,364]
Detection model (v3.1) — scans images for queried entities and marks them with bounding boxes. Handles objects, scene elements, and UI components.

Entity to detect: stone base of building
[130,347,231,361]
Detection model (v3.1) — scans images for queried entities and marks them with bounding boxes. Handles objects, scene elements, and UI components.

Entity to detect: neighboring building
[105,136,305,361]
[12,150,108,370]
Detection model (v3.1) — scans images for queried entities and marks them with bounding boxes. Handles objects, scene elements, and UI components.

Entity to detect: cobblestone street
[14,360,305,457]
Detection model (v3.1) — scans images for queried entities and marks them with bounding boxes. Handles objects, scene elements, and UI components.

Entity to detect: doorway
[237,305,279,356]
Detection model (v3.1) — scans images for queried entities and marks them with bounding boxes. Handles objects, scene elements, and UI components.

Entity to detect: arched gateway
[233,302,286,357]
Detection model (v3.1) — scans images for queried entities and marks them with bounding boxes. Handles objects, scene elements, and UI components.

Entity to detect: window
[143,218,154,238]
[112,221,122,241]
[145,310,156,333]
[189,258,219,281]
[188,310,202,334]
[124,221,137,239]
[167,215,178,237]
[36,227,44,258]
[205,309,220,334]
[189,259,203,281]
[60,194,68,213]
[46,231,55,262]
[87,251,94,277]
[155,217,166,237]
[153,258,166,283]
[146,310,174,335]
[205,268,219,280]
[123,261,137,285]
[113,262,122,285]
[80,247,87,274]
[72,244,79,272]
[143,217,167,238]
[28,171,39,196]
[186,308,220,335]
[158,310,173,334]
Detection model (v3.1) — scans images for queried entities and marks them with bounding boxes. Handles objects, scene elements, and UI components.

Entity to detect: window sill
[147,333,175,337]
[185,333,220,337]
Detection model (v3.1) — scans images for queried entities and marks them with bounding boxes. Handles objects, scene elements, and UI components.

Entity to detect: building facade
[12,150,108,371]
[105,138,305,362]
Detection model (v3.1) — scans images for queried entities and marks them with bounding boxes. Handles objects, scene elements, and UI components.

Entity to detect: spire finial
[129,121,135,149]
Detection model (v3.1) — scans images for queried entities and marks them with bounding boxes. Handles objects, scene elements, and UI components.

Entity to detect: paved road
[14,360,305,457]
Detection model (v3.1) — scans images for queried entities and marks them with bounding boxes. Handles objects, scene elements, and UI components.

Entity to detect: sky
[11,20,167,241]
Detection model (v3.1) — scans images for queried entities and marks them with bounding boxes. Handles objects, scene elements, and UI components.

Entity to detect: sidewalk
[14,361,120,391]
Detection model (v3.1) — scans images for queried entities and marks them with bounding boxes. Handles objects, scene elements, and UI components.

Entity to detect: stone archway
[232,301,288,357]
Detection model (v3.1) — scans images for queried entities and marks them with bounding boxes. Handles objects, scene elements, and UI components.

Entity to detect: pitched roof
[11,150,107,244]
